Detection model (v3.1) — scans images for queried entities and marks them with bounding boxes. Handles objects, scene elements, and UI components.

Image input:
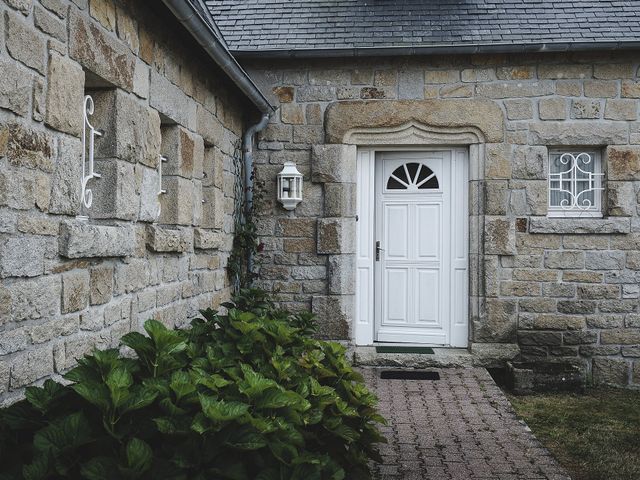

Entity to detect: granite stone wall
[0,0,251,403]
[244,52,640,387]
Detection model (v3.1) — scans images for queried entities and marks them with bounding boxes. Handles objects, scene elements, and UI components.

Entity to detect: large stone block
[1,123,55,173]
[484,217,516,255]
[201,186,224,229]
[585,251,626,270]
[324,183,356,217]
[196,104,223,147]
[194,228,224,250]
[475,298,517,343]
[538,64,591,79]
[544,251,584,269]
[49,136,82,215]
[69,8,135,90]
[6,274,61,322]
[10,346,53,388]
[311,144,356,183]
[62,270,89,313]
[34,5,66,41]
[484,181,508,215]
[137,164,160,223]
[325,99,504,143]
[92,89,161,166]
[44,53,85,136]
[146,225,193,253]
[607,181,635,217]
[328,255,355,295]
[5,10,47,74]
[0,235,48,278]
[59,221,135,258]
[592,358,629,386]
[160,125,204,178]
[476,81,554,98]
[485,143,512,179]
[605,99,637,121]
[159,176,194,226]
[317,218,356,254]
[0,58,32,117]
[529,122,628,145]
[607,146,640,181]
[571,99,602,119]
[276,218,315,237]
[538,98,566,120]
[503,99,533,120]
[149,70,197,130]
[311,295,351,339]
[90,265,113,305]
[511,146,547,180]
[89,159,139,220]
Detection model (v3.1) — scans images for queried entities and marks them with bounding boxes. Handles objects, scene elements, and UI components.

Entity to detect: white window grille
[548,150,603,218]
[77,95,102,221]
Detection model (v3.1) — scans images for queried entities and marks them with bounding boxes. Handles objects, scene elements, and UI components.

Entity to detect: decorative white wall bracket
[77,95,103,221]
[156,154,168,219]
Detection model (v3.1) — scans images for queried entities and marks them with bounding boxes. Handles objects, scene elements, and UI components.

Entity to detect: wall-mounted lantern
[77,95,102,220]
[277,162,303,210]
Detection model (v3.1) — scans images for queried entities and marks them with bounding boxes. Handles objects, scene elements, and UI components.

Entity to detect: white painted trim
[355,149,375,345]
[355,147,469,347]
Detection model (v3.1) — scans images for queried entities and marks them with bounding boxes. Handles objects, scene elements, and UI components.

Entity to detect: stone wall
[244,52,640,387]
[0,0,252,403]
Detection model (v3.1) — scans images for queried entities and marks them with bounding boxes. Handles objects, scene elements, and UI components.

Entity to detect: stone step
[348,343,520,369]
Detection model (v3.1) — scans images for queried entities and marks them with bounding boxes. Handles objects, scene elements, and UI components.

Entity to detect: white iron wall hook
[156,154,168,219]
[78,95,102,219]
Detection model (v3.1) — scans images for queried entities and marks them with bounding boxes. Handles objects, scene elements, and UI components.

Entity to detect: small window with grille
[548,150,603,218]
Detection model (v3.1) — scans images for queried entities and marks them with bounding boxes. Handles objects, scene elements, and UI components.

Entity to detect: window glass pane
[549,151,601,213]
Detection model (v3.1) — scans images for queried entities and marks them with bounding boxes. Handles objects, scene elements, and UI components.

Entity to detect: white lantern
[277,162,303,210]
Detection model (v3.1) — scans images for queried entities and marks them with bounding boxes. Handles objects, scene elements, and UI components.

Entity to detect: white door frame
[355,146,469,347]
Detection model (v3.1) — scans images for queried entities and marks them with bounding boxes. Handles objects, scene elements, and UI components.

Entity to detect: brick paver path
[362,367,571,480]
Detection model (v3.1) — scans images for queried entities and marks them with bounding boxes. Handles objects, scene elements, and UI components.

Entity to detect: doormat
[380,370,440,380]
[375,346,435,354]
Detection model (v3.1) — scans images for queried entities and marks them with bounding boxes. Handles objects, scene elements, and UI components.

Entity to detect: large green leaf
[80,457,119,480]
[199,395,250,422]
[25,380,69,414]
[33,412,92,455]
[125,437,153,475]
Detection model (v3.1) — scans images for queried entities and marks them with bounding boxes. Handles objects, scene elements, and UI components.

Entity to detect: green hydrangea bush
[0,289,386,480]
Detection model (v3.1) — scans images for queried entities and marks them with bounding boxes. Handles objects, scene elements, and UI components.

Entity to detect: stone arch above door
[324,99,504,144]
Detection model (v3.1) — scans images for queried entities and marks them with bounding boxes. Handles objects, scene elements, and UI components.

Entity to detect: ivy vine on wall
[227,139,265,292]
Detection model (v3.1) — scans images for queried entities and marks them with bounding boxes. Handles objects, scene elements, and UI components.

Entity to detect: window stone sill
[528,217,631,234]
[59,221,136,258]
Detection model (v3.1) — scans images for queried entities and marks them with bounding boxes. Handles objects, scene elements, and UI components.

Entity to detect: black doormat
[375,346,435,354]
[380,370,440,380]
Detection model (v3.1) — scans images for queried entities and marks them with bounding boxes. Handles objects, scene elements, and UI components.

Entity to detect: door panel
[416,204,440,260]
[385,268,409,323]
[385,204,409,259]
[416,269,439,324]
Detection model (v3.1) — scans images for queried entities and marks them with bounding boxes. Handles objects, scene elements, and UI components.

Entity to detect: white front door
[373,151,466,346]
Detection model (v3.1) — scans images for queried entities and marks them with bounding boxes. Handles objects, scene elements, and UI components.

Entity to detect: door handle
[375,241,384,261]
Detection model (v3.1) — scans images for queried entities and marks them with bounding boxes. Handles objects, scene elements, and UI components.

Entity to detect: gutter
[161,0,275,114]
[231,40,640,59]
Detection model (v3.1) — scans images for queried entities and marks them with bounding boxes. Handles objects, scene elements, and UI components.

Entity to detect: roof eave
[231,40,640,59]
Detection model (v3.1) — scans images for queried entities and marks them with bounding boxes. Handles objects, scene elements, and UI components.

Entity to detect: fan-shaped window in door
[386,162,439,190]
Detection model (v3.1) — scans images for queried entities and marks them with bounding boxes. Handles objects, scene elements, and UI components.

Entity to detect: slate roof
[206,0,640,56]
